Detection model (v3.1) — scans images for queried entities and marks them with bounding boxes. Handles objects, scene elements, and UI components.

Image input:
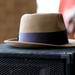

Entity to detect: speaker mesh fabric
[0,56,66,75]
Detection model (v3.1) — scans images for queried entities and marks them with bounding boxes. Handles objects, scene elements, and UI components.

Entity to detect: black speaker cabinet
[0,44,73,75]
[71,52,75,75]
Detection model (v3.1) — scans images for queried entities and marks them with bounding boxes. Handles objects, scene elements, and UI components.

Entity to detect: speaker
[71,52,75,75]
[0,52,71,75]
[0,44,72,75]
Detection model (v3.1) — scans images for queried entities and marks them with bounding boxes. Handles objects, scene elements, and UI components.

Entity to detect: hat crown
[19,13,68,45]
[19,13,66,33]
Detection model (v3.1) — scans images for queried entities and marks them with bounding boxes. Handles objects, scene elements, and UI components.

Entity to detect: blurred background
[0,0,36,43]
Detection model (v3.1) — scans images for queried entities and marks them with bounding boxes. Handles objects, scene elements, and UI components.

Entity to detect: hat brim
[4,38,75,48]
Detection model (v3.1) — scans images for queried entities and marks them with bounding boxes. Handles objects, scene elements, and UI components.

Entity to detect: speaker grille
[0,56,66,75]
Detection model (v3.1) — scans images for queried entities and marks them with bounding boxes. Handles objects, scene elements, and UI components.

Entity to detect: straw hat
[4,13,75,48]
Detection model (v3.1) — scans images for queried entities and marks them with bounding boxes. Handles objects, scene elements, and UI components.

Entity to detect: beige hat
[4,13,75,48]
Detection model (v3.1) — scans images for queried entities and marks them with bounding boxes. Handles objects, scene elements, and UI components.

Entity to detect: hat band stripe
[19,30,68,45]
